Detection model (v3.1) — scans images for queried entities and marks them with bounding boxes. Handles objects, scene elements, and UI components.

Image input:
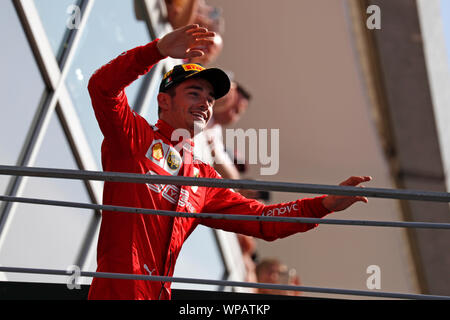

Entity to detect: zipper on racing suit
[157,146,192,300]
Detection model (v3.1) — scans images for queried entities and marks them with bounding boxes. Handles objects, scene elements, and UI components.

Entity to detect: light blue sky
[0,0,225,286]
[441,0,450,62]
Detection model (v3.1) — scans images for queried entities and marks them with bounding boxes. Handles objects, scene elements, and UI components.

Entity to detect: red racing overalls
[87,39,332,300]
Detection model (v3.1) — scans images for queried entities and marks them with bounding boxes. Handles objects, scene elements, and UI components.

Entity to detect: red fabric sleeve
[87,39,167,155]
[200,167,332,241]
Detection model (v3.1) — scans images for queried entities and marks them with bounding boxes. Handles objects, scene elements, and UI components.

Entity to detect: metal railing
[1,164,450,300]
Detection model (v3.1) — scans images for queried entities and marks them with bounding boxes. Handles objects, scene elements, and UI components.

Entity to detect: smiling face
[158,78,215,137]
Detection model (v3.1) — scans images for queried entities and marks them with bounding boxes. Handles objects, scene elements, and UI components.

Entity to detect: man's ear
[157,92,171,113]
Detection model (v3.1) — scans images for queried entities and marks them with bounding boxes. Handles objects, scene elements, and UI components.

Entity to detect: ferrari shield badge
[152,143,164,161]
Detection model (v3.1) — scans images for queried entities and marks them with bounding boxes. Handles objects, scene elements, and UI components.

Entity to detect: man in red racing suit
[87,25,371,300]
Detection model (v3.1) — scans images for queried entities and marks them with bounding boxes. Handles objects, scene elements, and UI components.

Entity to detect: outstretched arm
[322,176,372,212]
[200,170,372,241]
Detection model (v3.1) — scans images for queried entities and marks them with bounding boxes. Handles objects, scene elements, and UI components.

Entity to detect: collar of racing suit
[155,119,195,155]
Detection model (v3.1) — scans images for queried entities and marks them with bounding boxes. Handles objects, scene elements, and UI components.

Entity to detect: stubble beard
[192,119,206,137]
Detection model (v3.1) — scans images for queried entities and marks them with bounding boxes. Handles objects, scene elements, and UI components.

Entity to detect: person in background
[255,258,302,296]
[165,0,225,67]
[165,0,225,34]
[164,0,199,29]
[237,234,259,293]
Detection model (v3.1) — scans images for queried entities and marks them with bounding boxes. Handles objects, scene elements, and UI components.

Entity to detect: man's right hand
[157,24,216,59]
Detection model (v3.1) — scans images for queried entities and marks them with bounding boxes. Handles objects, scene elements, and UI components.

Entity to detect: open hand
[322,176,372,212]
[157,24,216,59]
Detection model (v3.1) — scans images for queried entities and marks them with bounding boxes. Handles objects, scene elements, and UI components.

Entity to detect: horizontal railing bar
[1,195,450,230]
[1,165,450,202]
[0,266,448,300]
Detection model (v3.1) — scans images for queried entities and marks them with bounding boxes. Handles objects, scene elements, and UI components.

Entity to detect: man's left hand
[322,176,372,212]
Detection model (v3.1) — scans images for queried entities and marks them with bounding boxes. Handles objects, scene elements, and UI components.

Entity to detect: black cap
[159,63,231,99]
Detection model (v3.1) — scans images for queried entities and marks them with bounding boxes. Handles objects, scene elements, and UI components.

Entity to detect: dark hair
[236,82,252,101]
[158,85,177,117]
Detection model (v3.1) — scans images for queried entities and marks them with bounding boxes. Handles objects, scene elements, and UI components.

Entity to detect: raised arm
[87,24,215,152]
